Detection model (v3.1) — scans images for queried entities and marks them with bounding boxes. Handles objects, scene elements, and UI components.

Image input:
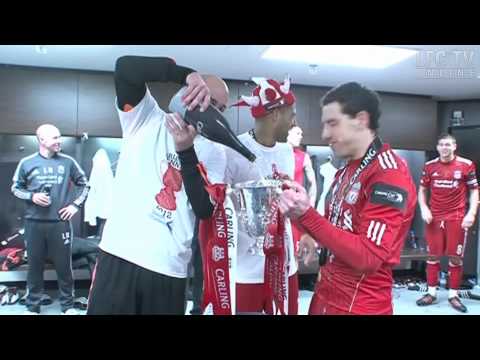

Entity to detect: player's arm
[114,55,196,111]
[418,165,433,224]
[69,159,90,209]
[11,162,33,201]
[467,188,479,217]
[418,185,433,224]
[462,164,479,229]
[178,146,215,219]
[288,174,414,274]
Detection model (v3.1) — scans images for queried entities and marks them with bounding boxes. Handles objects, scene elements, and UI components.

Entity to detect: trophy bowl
[228,179,283,256]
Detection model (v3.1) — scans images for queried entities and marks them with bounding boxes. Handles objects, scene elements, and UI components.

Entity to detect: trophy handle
[238,189,247,215]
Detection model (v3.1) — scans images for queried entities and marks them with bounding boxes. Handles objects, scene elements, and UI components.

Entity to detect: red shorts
[308,280,393,315]
[236,273,299,315]
[425,219,468,257]
[308,281,352,315]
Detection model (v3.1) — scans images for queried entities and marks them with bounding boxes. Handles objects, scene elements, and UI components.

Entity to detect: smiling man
[278,82,417,315]
[416,133,479,313]
[11,124,89,315]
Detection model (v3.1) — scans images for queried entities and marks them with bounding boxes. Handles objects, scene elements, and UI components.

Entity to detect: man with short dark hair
[416,133,478,313]
[278,82,417,315]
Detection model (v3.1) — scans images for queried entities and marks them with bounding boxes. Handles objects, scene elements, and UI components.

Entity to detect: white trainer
[62,308,80,315]
[22,310,39,315]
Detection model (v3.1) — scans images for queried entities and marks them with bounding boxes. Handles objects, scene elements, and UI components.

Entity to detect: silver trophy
[228,179,283,256]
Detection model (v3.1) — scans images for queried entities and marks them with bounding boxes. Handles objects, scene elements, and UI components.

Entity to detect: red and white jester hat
[232,75,296,118]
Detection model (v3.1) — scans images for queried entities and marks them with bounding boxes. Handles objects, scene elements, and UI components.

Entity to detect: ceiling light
[262,45,418,69]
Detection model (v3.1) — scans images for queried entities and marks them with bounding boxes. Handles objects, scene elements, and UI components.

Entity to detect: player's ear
[355,111,370,130]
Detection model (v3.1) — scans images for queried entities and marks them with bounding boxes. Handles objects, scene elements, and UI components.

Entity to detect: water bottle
[169,87,256,162]
[42,184,52,207]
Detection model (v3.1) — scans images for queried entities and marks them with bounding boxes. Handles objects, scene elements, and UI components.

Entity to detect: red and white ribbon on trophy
[197,162,237,315]
[263,165,289,315]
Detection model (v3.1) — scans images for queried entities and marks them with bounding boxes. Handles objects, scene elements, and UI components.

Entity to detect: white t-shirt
[84,148,114,226]
[316,161,337,215]
[99,88,225,278]
[224,132,298,283]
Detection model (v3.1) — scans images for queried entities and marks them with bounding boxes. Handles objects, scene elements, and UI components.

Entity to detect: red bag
[0,248,25,271]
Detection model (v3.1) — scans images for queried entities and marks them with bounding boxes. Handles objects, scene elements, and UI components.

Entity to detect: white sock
[448,289,458,299]
[428,286,437,297]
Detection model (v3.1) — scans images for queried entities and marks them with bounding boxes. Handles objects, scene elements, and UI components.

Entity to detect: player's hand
[165,113,198,152]
[183,72,211,112]
[462,213,476,230]
[420,207,433,224]
[278,180,311,219]
[297,234,318,267]
[32,193,50,207]
[58,205,78,221]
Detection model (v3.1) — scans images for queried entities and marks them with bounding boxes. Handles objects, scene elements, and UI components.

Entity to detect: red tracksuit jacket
[297,144,417,315]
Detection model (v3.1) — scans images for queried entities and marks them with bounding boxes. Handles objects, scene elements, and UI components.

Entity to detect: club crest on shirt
[454,170,462,180]
[57,165,65,175]
[345,182,361,205]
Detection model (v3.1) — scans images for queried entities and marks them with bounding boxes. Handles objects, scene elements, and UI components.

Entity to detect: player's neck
[440,154,455,163]
[39,147,54,159]
[253,124,276,147]
[349,132,376,161]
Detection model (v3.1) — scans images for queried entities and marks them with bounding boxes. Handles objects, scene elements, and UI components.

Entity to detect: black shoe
[40,294,53,306]
[20,293,51,306]
[19,292,27,305]
[448,296,467,313]
[408,282,428,292]
[416,293,437,306]
[459,290,480,301]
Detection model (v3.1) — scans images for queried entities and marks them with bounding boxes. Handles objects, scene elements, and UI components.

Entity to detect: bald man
[11,124,89,315]
[87,56,228,315]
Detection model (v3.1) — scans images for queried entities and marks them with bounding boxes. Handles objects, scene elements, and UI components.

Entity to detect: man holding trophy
[168,77,299,315]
